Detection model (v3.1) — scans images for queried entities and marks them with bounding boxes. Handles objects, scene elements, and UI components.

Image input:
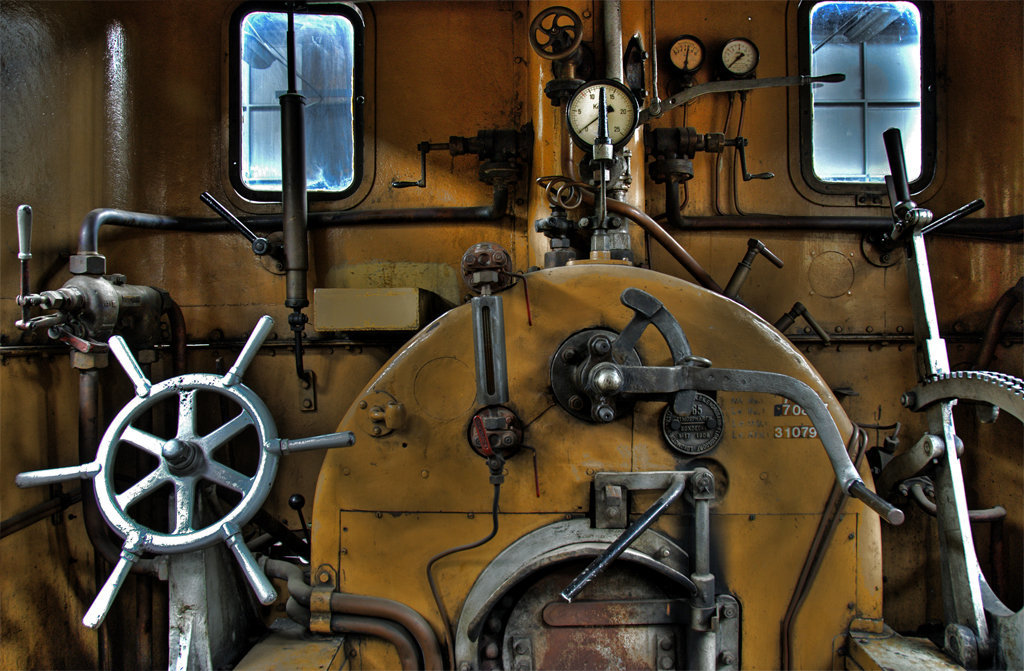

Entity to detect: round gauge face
[720,38,759,77]
[661,393,725,456]
[565,80,639,150]
[668,35,705,74]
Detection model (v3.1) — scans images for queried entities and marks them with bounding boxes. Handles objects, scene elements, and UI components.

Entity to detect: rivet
[343,468,351,476]
[372,426,382,435]
[421,470,429,479]
[358,400,367,409]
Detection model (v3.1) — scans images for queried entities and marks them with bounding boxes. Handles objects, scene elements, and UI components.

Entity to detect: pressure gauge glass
[720,37,759,78]
[565,79,640,150]
[668,35,705,75]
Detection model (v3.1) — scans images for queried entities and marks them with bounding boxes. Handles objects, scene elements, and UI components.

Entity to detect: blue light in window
[240,11,355,193]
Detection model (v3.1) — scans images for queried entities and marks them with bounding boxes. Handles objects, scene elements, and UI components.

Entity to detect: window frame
[797,0,935,196]
[229,1,365,203]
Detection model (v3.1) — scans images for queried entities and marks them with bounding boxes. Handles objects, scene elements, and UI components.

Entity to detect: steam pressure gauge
[719,37,759,78]
[668,35,705,75]
[566,79,640,150]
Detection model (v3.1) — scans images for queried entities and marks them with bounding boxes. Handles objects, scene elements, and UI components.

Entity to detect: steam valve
[774,302,831,345]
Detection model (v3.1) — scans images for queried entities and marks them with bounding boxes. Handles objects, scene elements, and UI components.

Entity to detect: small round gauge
[668,35,705,75]
[720,37,759,78]
[661,393,725,456]
[565,79,640,150]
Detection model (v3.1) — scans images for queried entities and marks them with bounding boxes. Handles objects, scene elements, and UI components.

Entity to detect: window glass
[806,1,926,187]
[237,8,358,196]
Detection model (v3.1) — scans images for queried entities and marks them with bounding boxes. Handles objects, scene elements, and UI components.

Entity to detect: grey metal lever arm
[561,476,688,602]
[612,364,904,524]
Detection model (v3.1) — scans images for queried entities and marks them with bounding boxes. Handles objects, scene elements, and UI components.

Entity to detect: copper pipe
[781,427,867,670]
[580,189,724,292]
[285,598,420,671]
[79,370,163,577]
[975,277,1023,369]
[265,559,443,670]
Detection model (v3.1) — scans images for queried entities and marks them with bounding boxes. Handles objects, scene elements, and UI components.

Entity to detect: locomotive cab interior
[1,1,1021,670]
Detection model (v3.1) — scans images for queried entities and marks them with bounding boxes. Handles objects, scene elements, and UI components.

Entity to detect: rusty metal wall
[0,0,1020,668]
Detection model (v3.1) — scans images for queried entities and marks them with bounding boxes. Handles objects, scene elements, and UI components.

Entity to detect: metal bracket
[299,369,317,412]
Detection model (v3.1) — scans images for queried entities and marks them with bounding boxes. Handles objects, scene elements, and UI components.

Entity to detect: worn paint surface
[0,0,1020,668]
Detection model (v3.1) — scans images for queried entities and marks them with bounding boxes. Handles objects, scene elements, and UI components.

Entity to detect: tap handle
[200,192,270,255]
[17,205,32,260]
[882,128,912,205]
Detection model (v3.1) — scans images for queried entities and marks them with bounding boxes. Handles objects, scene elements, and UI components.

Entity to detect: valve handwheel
[529,6,584,60]
[16,316,356,628]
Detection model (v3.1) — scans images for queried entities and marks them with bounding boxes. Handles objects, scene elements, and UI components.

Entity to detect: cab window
[799,1,934,194]
[230,3,363,201]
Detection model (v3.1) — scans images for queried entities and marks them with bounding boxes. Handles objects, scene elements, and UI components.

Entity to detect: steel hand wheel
[529,6,583,60]
[16,316,355,628]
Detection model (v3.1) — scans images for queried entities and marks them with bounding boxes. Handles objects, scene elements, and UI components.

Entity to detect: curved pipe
[265,559,444,671]
[285,598,420,671]
[578,190,723,293]
[76,186,509,254]
[907,481,1007,523]
[975,277,1023,369]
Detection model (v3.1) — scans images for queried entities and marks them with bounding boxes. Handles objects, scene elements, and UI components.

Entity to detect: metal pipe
[975,277,1023,369]
[656,212,1022,236]
[281,12,308,311]
[0,488,82,538]
[78,370,163,577]
[285,598,420,671]
[603,0,624,83]
[74,185,508,251]
[164,298,187,376]
[265,559,444,671]
[908,481,1007,523]
[580,190,724,292]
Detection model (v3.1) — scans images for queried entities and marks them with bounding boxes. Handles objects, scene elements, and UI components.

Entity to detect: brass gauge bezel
[668,34,705,75]
[565,79,640,151]
[719,37,759,78]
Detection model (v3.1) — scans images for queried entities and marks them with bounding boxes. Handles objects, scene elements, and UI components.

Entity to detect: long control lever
[561,288,903,525]
[724,238,783,299]
[881,129,995,665]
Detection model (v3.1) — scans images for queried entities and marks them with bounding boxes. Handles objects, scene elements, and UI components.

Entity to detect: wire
[426,482,501,669]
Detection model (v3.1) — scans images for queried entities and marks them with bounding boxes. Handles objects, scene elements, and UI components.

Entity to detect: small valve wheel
[16,316,355,629]
[529,6,584,60]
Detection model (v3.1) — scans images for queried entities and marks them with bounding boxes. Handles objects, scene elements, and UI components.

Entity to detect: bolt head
[568,395,584,411]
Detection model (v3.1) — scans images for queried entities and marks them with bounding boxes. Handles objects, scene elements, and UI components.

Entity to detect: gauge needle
[580,105,613,131]
[730,53,745,66]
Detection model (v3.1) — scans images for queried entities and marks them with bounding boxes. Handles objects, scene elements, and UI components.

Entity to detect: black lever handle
[921,198,985,236]
[200,192,270,255]
[882,127,912,204]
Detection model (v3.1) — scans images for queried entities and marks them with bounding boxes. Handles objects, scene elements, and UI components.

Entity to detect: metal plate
[661,393,725,456]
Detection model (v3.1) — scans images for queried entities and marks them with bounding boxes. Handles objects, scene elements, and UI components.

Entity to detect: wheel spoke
[176,390,197,439]
[173,479,196,534]
[199,412,253,455]
[205,461,252,494]
[121,426,164,457]
[115,467,167,510]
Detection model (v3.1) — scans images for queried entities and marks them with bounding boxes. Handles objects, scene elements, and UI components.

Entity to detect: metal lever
[774,302,830,344]
[724,238,783,299]
[640,72,845,124]
[392,141,449,188]
[200,191,271,255]
[729,137,774,182]
[16,205,33,328]
[561,476,687,601]
[882,128,933,239]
